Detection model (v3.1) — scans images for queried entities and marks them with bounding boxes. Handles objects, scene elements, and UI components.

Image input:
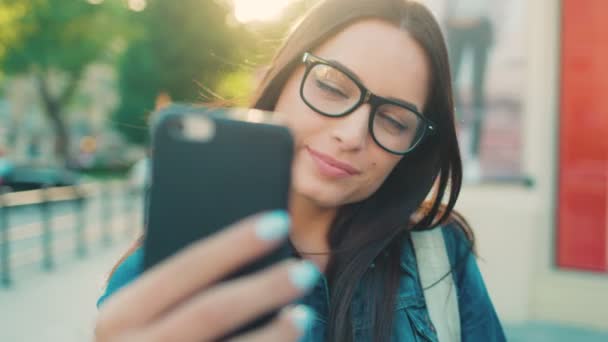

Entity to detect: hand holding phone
[95,212,319,342]
[96,106,319,341]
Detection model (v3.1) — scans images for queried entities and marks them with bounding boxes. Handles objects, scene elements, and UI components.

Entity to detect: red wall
[558,0,608,272]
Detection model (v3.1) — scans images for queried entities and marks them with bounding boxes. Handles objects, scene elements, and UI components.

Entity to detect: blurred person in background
[94,0,505,341]
[445,0,494,182]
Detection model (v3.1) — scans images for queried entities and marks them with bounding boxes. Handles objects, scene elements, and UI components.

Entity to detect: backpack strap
[411,228,461,342]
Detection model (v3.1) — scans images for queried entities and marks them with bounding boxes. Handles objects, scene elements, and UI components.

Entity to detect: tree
[112,0,248,145]
[1,0,129,164]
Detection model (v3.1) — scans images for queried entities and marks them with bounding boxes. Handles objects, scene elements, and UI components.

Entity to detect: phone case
[143,105,295,336]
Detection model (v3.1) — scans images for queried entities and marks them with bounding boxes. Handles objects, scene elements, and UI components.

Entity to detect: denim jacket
[97,225,506,341]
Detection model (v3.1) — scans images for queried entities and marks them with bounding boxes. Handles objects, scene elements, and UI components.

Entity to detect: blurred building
[0,77,54,163]
[455,0,607,333]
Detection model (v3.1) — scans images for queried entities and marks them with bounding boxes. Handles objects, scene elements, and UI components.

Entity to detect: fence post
[74,186,87,258]
[0,186,11,287]
[40,185,54,271]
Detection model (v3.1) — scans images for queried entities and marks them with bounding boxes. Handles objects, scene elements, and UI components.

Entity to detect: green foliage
[2,0,128,76]
[113,0,324,143]
[111,39,159,144]
[112,0,251,144]
[215,69,255,106]
[0,1,27,64]
[146,0,243,101]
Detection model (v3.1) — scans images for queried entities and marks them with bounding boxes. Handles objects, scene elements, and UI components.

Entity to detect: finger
[140,259,320,342]
[97,211,291,333]
[228,305,316,342]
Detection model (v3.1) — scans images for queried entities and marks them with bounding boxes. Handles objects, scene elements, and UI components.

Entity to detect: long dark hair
[109,1,472,341]
[251,0,468,341]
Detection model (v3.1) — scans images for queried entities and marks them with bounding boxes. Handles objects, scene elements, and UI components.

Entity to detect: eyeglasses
[300,52,436,155]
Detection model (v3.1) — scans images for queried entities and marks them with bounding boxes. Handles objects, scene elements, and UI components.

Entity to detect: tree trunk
[47,104,70,165]
[35,73,77,166]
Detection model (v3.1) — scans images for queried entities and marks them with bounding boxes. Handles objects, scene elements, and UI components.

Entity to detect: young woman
[95,0,506,341]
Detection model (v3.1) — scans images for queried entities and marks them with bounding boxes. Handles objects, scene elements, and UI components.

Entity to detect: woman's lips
[306,147,361,178]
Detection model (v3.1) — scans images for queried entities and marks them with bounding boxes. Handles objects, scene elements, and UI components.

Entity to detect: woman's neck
[288,192,335,272]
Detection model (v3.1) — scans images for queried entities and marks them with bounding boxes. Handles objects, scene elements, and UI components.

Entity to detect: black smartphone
[143,104,295,335]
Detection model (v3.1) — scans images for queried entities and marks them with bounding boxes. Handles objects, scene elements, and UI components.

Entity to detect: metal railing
[0,181,144,288]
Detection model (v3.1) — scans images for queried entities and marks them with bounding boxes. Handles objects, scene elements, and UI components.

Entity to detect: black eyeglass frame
[299,52,437,155]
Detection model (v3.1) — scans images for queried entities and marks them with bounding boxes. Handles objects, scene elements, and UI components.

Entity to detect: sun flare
[232,0,292,23]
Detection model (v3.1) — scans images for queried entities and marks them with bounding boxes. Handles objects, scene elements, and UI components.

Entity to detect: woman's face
[275,19,431,208]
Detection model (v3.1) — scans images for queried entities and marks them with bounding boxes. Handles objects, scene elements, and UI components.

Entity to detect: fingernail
[289,260,321,290]
[288,305,315,333]
[255,210,290,241]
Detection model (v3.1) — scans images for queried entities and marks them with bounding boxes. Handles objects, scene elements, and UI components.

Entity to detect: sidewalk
[1,237,607,341]
[506,321,608,342]
[0,240,133,342]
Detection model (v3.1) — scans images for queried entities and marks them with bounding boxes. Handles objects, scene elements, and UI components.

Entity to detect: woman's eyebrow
[326,58,421,113]
[385,97,420,112]
[327,59,364,83]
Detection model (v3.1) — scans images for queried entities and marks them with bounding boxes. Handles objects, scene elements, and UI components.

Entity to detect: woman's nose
[330,104,371,151]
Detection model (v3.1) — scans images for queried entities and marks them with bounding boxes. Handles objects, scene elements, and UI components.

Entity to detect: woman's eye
[378,112,408,131]
[315,79,348,98]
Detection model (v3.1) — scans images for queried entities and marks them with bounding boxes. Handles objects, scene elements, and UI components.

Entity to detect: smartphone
[143,104,295,335]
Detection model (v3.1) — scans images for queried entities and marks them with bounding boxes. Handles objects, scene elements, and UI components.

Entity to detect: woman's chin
[292,179,346,209]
